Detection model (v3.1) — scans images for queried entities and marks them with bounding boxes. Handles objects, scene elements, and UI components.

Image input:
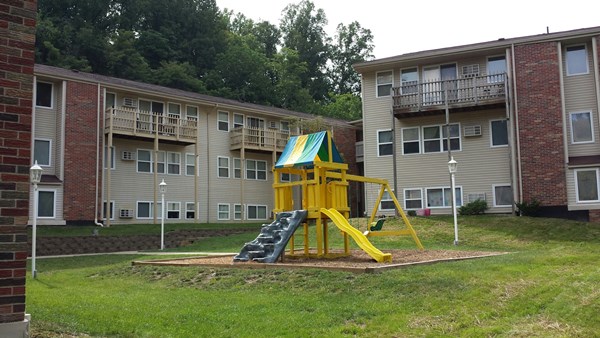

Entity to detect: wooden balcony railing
[105,107,197,143]
[392,73,507,114]
[230,127,296,152]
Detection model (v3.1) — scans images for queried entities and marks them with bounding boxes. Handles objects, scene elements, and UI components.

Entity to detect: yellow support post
[385,183,424,250]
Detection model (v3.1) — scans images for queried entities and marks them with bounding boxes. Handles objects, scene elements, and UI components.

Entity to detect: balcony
[105,107,197,145]
[392,73,507,118]
[230,127,296,153]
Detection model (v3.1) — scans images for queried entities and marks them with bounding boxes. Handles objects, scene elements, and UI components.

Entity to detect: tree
[152,61,206,93]
[271,48,320,113]
[321,93,362,120]
[330,21,374,95]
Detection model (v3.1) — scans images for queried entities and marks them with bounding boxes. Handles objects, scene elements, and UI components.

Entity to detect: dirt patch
[134,249,509,273]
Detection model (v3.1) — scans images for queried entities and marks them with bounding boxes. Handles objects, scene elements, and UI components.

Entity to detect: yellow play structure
[273,130,424,263]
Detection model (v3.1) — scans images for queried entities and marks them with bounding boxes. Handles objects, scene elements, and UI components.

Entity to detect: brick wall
[63,82,99,223]
[0,0,36,325]
[514,42,567,206]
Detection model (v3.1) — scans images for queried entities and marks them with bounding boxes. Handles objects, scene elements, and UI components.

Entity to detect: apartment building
[354,26,600,221]
[31,64,357,225]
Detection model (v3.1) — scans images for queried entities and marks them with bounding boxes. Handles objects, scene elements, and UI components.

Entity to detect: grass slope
[27,215,600,337]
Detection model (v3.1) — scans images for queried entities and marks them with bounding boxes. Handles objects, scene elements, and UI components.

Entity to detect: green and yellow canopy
[275,131,343,168]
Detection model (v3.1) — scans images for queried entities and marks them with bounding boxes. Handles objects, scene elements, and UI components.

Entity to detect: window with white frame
[426,187,462,208]
[379,190,395,210]
[575,169,600,202]
[34,139,51,166]
[137,201,161,219]
[233,113,244,129]
[137,150,152,173]
[37,190,55,218]
[218,111,229,131]
[167,202,180,219]
[167,152,180,175]
[217,156,230,178]
[280,121,290,133]
[377,130,393,156]
[36,81,53,108]
[246,159,267,180]
[156,151,165,174]
[569,111,594,144]
[103,200,114,220]
[402,128,419,154]
[186,154,195,176]
[168,103,181,117]
[218,203,230,220]
[566,45,589,76]
[186,106,198,121]
[490,120,508,147]
[404,189,423,209]
[105,92,116,109]
[423,124,460,153]
[493,185,512,207]
[233,158,241,179]
[247,205,268,220]
[234,204,242,220]
[376,71,393,97]
[104,146,115,169]
[185,202,196,219]
[487,56,507,83]
[400,68,418,94]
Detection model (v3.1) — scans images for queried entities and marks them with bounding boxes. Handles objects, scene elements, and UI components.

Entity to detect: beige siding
[29,185,65,225]
[34,79,63,177]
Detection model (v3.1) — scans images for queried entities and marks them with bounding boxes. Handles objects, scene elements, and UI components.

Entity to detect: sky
[216,0,600,59]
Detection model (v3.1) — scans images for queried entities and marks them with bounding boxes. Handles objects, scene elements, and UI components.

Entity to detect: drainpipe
[511,43,524,204]
[94,83,105,226]
[504,48,516,215]
[391,108,399,217]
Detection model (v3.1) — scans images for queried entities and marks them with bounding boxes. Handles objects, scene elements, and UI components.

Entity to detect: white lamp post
[448,157,459,245]
[30,161,43,278]
[159,179,167,250]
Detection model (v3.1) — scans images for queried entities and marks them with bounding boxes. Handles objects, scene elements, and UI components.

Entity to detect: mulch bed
[133,249,509,273]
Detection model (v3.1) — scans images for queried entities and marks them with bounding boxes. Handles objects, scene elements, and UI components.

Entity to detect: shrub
[458,199,488,215]
[407,210,417,217]
[515,199,541,216]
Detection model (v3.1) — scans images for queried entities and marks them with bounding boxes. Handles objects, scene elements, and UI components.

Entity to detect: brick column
[0,0,37,335]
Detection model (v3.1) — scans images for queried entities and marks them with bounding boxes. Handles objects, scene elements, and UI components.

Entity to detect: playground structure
[235,130,423,263]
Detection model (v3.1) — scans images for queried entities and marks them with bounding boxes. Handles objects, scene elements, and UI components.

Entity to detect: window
[570,111,594,144]
[186,202,196,219]
[402,128,419,154]
[137,150,152,173]
[234,204,242,220]
[233,158,242,179]
[218,203,230,220]
[186,106,198,121]
[168,103,181,117]
[426,187,462,208]
[218,111,229,131]
[566,45,588,76]
[137,202,161,219]
[280,173,291,182]
[217,156,230,178]
[105,92,116,109]
[186,154,196,176]
[103,201,114,220]
[379,190,395,210]
[247,116,265,129]
[104,146,115,169]
[491,120,509,147]
[280,121,290,133]
[400,68,418,94]
[575,169,600,202]
[404,189,423,209]
[376,71,393,97]
[233,113,244,129]
[493,185,513,207]
[423,124,460,153]
[167,202,180,219]
[37,190,55,218]
[246,159,267,180]
[377,130,393,156]
[247,205,268,220]
[156,151,165,174]
[36,82,53,108]
[167,152,180,175]
[34,139,51,166]
[487,56,506,82]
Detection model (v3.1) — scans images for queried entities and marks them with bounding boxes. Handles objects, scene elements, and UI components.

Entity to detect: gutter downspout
[504,48,516,215]
[557,42,570,208]
[94,84,105,227]
[29,76,37,224]
[391,108,398,217]
[593,38,600,147]
[511,43,524,204]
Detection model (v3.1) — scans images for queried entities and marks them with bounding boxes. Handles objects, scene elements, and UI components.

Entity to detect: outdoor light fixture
[30,161,43,278]
[159,179,167,250]
[448,157,459,245]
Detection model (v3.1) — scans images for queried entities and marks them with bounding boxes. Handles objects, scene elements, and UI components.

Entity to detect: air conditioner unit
[121,151,135,161]
[123,97,136,107]
[464,125,482,137]
[119,209,134,218]
[467,193,486,203]
[462,64,480,78]
[268,121,278,129]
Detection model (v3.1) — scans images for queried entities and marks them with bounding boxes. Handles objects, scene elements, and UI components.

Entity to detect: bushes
[458,199,488,215]
[515,199,541,216]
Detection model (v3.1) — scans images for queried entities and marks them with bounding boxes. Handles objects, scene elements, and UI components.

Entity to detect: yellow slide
[320,208,392,263]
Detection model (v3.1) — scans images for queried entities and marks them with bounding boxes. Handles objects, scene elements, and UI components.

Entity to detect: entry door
[422,67,441,105]
[441,64,457,102]
[247,117,265,146]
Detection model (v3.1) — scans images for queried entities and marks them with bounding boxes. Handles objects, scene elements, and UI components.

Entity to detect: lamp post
[448,157,459,245]
[30,161,43,278]
[159,179,167,250]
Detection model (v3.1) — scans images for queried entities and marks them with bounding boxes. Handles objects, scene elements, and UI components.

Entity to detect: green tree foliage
[330,22,374,95]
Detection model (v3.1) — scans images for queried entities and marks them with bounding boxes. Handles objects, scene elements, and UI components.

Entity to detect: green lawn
[27,215,600,337]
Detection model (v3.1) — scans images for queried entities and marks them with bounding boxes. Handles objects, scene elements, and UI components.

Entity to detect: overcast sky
[216,0,600,59]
